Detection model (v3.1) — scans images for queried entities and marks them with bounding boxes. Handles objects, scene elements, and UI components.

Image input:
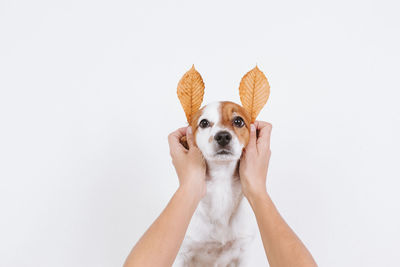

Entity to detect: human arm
[124,126,206,267]
[239,121,317,267]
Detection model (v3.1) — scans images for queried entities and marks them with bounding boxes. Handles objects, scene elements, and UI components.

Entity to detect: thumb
[247,124,257,152]
[186,126,195,148]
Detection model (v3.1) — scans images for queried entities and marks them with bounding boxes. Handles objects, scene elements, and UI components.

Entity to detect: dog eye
[233,116,244,128]
[199,119,210,128]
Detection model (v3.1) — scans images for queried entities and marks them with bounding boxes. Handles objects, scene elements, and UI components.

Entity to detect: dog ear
[238,66,270,122]
[177,65,205,124]
[179,136,189,150]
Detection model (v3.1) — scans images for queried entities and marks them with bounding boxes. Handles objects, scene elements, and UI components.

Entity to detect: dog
[176,101,255,267]
[175,65,270,266]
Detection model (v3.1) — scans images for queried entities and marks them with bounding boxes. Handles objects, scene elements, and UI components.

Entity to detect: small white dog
[176,101,255,267]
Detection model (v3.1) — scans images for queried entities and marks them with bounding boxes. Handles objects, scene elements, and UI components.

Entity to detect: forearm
[248,193,317,267]
[124,186,200,267]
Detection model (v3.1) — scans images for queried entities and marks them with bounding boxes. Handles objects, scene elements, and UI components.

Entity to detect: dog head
[177,65,270,162]
[190,101,250,162]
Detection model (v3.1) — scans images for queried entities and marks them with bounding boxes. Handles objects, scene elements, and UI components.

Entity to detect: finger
[255,121,272,151]
[168,127,187,145]
[176,126,188,137]
[186,126,195,149]
[254,121,271,130]
[168,127,188,154]
[246,123,257,153]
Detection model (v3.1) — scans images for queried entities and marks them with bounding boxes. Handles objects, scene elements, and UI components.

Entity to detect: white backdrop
[1,0,399,266]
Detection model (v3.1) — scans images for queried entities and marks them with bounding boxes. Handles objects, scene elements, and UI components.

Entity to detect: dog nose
[214,131,232,146]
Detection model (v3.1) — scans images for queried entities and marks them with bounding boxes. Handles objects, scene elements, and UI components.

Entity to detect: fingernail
[250,124,255,132]
[187,126,192,134]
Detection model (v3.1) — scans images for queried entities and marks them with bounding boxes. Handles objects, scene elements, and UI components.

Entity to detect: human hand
[168,126,207,200]
[239,121,272,201]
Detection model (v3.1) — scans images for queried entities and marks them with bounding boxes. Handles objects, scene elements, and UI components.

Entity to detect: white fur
[195,102,243,162]
[176,102,255,267]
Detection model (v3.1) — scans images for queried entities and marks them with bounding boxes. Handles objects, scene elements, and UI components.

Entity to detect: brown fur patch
[220,101,251,146]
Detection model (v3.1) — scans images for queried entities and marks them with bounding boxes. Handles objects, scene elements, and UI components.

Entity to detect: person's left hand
[239,121,272,201]
[168,126,207,199]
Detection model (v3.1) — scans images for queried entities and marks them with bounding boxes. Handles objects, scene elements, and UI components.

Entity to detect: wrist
[178,183,204,202]
[246,190,270,208]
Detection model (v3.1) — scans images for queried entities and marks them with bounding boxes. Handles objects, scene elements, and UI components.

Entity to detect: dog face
[190,101,251,162]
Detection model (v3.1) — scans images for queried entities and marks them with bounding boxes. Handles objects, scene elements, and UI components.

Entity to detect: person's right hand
[168,126,206,200]
[239,121,272,201]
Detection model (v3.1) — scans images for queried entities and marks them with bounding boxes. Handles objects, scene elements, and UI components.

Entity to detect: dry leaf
[238,66,270,122]
[177,65,205,123]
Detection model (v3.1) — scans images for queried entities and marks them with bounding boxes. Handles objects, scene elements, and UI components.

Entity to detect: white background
[1,0,399,266]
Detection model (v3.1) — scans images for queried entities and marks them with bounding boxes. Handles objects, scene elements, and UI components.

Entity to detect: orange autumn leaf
[177,65,205,123]
[239,66,270,122]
